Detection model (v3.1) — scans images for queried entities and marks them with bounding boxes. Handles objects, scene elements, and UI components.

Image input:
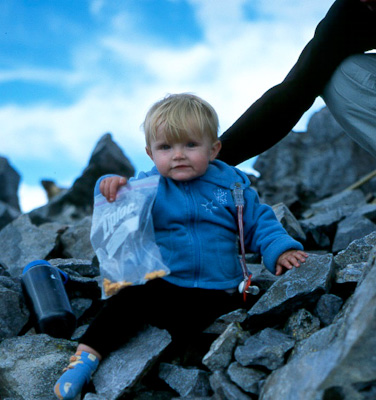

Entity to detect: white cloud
[0,87,149,161]
[19,183,48,213]
[90,0,105,16]
[0,68,84,86]
[1,0,336,201]
[259,1,332,21]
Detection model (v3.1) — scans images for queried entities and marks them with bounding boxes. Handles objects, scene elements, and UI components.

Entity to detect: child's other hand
[99,176,127,202]
[275,250,308,276]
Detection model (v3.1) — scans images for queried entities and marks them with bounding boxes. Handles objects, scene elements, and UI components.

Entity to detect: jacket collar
[149,159,251,190]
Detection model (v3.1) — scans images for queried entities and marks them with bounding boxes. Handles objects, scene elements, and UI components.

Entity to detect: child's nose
[173,147,185,159]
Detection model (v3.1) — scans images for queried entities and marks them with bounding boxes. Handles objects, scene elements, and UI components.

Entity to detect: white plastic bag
[90,175,170,298]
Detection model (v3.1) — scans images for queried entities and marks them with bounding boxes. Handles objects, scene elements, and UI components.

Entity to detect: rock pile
[253,107,376,213]
[0,109,376,400]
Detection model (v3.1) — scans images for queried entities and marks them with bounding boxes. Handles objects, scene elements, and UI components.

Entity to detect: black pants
[79,279,249,358]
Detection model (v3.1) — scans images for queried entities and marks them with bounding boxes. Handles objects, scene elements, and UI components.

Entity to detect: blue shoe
[54,351,99,399]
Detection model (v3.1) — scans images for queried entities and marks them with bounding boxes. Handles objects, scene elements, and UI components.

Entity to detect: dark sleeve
[218,0,376,166]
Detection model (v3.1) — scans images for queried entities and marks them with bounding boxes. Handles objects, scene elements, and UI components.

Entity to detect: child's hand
[275,250,308,276]
[99,176,127,202]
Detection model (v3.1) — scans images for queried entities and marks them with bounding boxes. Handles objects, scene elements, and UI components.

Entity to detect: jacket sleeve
[218,0,376,166]
[243,188,303,274]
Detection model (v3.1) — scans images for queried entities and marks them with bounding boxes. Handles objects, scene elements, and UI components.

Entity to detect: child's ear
[210,140,222,161]
[145,146,153,161]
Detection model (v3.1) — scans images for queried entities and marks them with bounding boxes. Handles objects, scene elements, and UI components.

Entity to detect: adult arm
[218,0,376,165]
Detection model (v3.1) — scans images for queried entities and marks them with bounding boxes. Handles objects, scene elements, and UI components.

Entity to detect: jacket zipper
[183,182,201,287]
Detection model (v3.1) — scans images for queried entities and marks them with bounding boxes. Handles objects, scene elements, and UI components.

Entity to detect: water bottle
[21,260,76,339]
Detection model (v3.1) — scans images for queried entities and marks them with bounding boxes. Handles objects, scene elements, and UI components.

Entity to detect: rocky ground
[0,108,376,400]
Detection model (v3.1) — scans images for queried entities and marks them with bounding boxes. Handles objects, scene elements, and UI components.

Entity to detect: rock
[93,326,172,399]
[70,298,93,320]
[67,133,135,206]
[254,108,376,208]
[28,133,135,224]
[245,253,261,264]
[247,263,278,293]
[227,362,266,395]
[0,157,21,211]
[64,270,101,300]
[171,397,212,400]
[259,247,376,400]
[204,308,248,335]
[287,319,338,363]
[304,189,366,217]
[332,214,376,253]
[0,334,77,400]
[0,201,21,231]
[0,279,29,340]
[202,323,244,372]
[2,110,376,400]
[159,363,211,398]
[171,398,212,400]
[49,258,100,278]
[299,211,339,249]
[41,179,67,200]
[0,214,60,277]
[234,328,295,370]
[246,254,334,329]
[299,189,372,251]
[272,203,306,242]
[0,275,19,291]
[60,216,96,260]
[335,262,367,285]
[139,390,183,400]
[334,231,376,268]
[71,324,90,342]
[355,203,376,220]
[28,197,88,226]
[315,294,344,326]
[83,394,108,400]
[216,309,249,326]
[284,309,321,341]
[0,262,10,276]
[209,370,252,400]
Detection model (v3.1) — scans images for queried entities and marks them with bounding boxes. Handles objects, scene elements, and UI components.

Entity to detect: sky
[1,0,334,213]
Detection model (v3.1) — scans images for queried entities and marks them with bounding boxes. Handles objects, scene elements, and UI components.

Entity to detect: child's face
[146,126,221,181]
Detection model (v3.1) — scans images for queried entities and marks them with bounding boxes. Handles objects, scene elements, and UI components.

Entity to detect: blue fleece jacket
[95,160,303,290]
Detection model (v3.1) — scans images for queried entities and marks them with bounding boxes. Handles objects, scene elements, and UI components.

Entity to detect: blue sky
[1,0,333,212]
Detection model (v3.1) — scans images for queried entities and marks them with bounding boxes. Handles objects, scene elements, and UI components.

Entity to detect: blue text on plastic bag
[90,175,170,298]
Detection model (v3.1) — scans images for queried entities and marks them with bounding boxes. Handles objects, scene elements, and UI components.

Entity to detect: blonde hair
[143,93,219,147]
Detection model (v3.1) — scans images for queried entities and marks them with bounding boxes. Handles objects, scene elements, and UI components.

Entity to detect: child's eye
[159,144,171,150]
[186,142,198,148]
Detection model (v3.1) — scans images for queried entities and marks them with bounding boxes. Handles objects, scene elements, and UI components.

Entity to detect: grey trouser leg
[322,53,376,158]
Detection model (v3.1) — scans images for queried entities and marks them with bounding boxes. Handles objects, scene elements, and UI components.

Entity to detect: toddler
[54,93,307,399]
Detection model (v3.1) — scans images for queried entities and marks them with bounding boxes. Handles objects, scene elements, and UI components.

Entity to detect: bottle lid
[23,260,51,274]
[22,260,69,284]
